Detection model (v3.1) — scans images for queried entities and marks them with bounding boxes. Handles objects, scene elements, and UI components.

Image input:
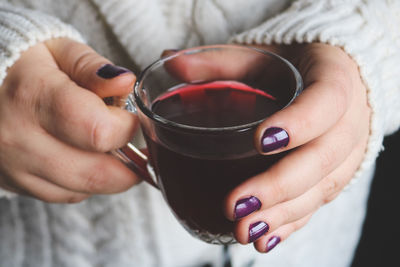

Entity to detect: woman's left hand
[223,43,371,252]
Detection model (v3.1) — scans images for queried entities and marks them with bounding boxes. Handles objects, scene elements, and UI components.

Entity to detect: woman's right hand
[0,38,141,203]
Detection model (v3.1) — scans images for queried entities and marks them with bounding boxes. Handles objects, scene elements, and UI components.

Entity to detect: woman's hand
[0,38,140,202]
[224,43,371,252]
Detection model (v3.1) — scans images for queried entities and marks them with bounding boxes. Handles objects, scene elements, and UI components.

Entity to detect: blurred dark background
[351,130,400,267]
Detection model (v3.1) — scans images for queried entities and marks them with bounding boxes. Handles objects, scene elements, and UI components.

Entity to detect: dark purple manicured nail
[96,64,130,79]
[249,221,269,243]
[261,127,289,153]
[266,236,281,252]
[234,196,261,220]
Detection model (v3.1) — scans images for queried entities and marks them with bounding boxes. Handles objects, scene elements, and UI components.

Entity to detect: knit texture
[0,1,399,267]
[232,0,400,187]
[0,3,84,84]
[90,0,290,68]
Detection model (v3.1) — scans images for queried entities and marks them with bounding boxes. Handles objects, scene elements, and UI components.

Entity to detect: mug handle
[109,96,159,189]
[110,145,159,188]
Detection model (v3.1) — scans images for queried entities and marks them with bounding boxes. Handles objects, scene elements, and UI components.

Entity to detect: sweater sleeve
[231,0,400,186]
[0,3,84,198]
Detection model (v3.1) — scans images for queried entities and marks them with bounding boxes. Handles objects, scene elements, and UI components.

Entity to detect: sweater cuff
[231,0,400,185]
[0,3,84,86]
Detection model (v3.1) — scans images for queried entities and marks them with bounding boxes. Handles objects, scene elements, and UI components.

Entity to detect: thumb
[45,38,135,98]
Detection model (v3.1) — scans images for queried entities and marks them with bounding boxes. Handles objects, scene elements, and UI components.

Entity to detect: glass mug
[111,45,303,244]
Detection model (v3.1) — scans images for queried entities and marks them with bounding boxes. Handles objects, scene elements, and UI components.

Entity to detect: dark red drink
[142,81,285,239]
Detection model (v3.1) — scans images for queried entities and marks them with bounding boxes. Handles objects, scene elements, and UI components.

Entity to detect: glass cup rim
[131,44,303,133]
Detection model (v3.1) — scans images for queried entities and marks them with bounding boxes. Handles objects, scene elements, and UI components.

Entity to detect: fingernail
[266,236,281,252]
[234,196,261,220]
[249,221,269,243]
[261,127,289,153]
[96,64,130,79]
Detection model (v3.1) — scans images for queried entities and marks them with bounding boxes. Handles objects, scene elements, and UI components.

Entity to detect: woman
[0,0,399,266]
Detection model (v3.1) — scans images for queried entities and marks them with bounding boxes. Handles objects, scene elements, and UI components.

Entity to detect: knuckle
[291,218,306,232]
[4,71,48,110]
[82,166,108,193]
[288,222,299,233]
[91,120,114,152]
[47,82,75,122]
[320,178,341,203]
[316,145,337,175]
[292,222,303,232]
[2,71,25,99]
[6,79,35,107]
[270,177,289,203]
[324,78,349,114]
[71,50,96,78]
[290,101,312,134]
[279,206,295,225]
[332,84,348,114]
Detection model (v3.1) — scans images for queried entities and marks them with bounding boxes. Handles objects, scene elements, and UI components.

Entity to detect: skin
[224,44,371,252]
[0,38,370,253]
[0,38,140,202]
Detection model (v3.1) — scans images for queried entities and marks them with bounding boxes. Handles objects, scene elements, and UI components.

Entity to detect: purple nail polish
[261,127,289,153]
[96,64,130,79]
[249,221,269,243]
[266,236,281,252]
[234,196,261,220]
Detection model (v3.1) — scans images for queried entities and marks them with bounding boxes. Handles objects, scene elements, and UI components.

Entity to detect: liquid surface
[152,81,278,128]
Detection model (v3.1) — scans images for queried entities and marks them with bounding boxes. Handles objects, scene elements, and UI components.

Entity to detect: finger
[45,38,135,98]
[161,45,280,83]
[232,123,369,244]
[233,149,359,245]
[19,128,140,194]
[253,214,313,253]
[233,169,328,244]
[255,78,352,154]
[225,110,365,221]
[318,129,369,205]
[37,72,138,151]
[254,47,362,155]
[6,171,90,203]
[4,40,138,152]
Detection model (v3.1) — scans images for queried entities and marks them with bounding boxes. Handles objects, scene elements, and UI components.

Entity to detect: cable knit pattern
[46,203,95,267]
[90,0,177,68]
[0,1,399,266]
[231,0,400,186]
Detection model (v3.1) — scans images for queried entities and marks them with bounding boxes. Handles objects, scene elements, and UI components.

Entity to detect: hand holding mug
[0,38,140,202]
[223,43,371,252]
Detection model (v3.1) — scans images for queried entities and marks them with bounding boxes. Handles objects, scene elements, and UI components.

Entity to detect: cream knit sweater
[0,0,399,266]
